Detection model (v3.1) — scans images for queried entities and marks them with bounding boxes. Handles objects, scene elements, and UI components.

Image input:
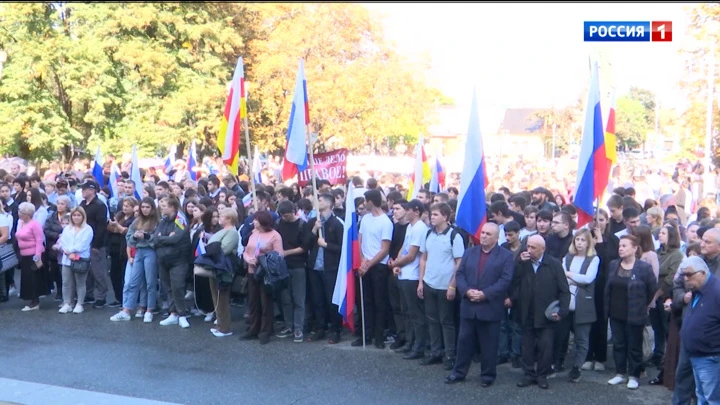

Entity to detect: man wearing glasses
[678,256,720,405]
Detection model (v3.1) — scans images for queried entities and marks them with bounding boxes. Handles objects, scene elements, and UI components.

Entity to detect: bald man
[445,222,515,387]
[511,234,570,390]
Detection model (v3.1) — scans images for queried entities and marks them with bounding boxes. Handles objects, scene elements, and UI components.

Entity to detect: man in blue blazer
[445,222,515,387]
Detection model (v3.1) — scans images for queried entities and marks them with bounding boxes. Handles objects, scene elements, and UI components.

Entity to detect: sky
[364,3,699,132]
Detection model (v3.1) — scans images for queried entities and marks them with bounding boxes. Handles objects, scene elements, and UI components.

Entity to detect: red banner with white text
[297,148,348,187]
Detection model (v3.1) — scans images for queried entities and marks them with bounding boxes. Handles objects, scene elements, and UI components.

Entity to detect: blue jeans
[122,248,158,311]
[691,356,720,405]
[498,310,521,359]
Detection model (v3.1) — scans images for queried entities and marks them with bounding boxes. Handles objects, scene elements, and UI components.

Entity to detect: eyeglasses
[683,271,700,279]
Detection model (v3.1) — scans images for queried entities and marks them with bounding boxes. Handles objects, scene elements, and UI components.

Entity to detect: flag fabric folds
[92,146,105,188]
[408,135,432,199]
[252,145,263,185]
[109,162,121,198]
[188,140,198,181]
[281,59,310,181]
[130,145,143,200]
[332,183,359,333]
[164,145,177,174]
[217,57,247,175]
[455,90,488,243]
[573,60,606,228]
[429,152,446,193]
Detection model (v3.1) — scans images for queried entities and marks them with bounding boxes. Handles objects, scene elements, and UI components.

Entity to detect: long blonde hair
[69,207,87,228]
[568,228,596,257]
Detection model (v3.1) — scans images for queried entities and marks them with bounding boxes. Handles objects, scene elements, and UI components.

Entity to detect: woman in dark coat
[582,208,619,372]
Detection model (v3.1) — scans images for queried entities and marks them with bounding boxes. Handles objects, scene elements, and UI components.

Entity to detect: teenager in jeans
[275,201,308,343]
[418,202,464,370]
[110,197,158,323]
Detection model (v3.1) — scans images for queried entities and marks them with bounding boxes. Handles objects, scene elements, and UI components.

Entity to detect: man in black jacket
[306,193,344,344]
[511,235,570,390]
[79,180,110,308]
[156,196,192,328]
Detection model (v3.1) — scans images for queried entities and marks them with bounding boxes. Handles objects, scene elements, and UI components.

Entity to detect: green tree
[0,3,441,161]
[615,96,648,150]
[628,87,656,129]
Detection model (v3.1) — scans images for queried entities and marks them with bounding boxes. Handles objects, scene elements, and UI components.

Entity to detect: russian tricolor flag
[195,237,206,258]
[281,59,309,181]
[455,90,487,243]
[109,162,121,198]
[164,145,177,174]
[92,146,105,188]
[332,183,360,333]
[252,145,263,185]
[429,152,446,193]
[188,140,198,181]
[573,60,605,228]
[130,145,143,200]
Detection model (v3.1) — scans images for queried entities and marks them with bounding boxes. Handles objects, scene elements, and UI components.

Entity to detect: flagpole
[359,276,366,350]
[307,128,322,238]
[243,116,259,212]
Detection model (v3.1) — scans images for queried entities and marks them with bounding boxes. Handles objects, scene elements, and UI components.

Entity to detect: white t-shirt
[399,220,429,281]
[0,213,12,240]
[359,212,393,265]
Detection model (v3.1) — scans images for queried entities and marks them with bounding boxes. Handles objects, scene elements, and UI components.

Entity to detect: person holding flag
[306,193,345,344]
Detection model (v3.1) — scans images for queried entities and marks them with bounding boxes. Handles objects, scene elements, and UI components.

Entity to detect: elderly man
[679,256,720,404]
[512,235,571,390]
[445,222,514,387]
[700,228,720,275]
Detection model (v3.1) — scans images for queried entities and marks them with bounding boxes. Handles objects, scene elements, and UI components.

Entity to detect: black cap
[403,199,425,214]
[81,180,98,191]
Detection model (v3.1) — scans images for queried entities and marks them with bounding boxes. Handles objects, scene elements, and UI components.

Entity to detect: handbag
[193,265,215,278]
[70,258,91,274]
[0,243,18,273]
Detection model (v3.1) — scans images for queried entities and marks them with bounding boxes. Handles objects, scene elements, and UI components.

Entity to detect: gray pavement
[0,295,672,405]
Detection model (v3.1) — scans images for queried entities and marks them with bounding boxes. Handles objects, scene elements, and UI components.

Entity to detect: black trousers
[521,325,555,380]
[109,251,127,304]
[354,264,389,343]
[48,259,62,292]
[586,282,608,363]
[452,319,500,382]
[609,318,644,378]
[387,274,405,341]
[309,269,342,335]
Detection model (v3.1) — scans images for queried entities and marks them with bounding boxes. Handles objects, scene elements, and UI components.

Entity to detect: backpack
[256,251,290,295]
[426,224,471,250]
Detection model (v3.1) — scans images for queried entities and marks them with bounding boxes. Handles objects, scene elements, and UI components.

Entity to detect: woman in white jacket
[56,207,94,314]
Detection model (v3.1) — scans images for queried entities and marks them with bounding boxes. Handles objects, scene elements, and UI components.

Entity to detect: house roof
[497,108,545,135]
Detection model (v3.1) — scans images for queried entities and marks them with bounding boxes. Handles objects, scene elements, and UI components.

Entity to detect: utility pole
[706,40,715,164]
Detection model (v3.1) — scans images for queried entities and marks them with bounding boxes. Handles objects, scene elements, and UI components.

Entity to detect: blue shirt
[532,255,544,273]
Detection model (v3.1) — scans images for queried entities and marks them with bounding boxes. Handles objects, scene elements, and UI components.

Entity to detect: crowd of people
[0,154,718,404]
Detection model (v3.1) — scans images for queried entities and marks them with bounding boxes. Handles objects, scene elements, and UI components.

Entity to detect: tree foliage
[532,98,583,157]
[0,3,440,160]
[679,3,720,161]
[615,96,648,150]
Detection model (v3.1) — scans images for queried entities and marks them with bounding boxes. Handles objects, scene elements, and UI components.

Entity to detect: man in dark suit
[445,222,515,387]
[512,235,571,390]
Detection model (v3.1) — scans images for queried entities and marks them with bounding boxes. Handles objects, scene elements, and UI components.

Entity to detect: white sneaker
[58,304,73,314]
[214,319,218,325]
[73,304,84,314]
[21,305,39,312]
[135,310,145,318]
[184,290,194,300]
[627,377,639,390]
[594,362,605,372]
[160,314,179,326]
[8,286,17,297]
[608,375,627,385]
[143,312,153,323]
[179,316,190,329]
[110,311,131,322]
[204,312,215,323]
[581,361,594,371]
[211,329,233,337]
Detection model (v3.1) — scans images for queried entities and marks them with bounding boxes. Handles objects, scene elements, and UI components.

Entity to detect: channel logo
[584,21,672,42]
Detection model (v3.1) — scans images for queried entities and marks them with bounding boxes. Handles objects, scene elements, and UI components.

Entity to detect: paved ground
[0,294,673,405]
